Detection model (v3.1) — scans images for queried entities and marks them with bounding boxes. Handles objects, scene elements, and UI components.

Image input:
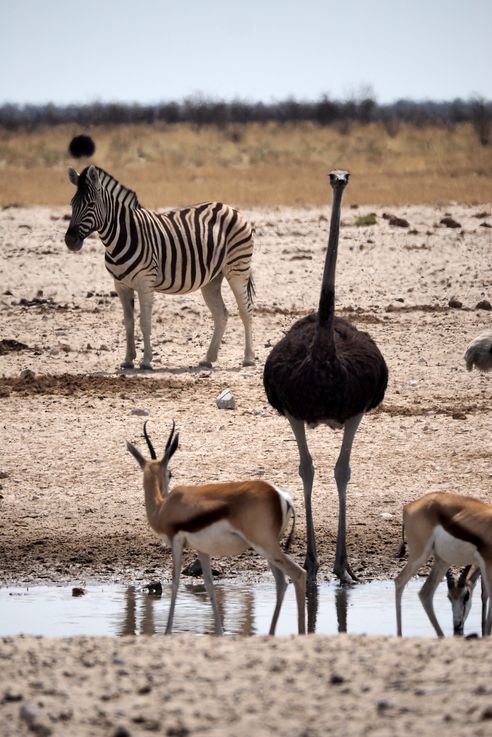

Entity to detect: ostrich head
[329,170,350,190]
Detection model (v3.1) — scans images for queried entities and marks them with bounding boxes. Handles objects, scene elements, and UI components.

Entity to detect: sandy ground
[0,202,491,735]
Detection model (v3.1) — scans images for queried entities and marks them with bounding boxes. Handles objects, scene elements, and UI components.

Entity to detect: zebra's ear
[87,165,101,191]
[68,167,79,187]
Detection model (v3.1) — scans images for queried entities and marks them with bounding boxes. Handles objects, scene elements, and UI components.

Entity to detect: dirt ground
[0,201,491,736]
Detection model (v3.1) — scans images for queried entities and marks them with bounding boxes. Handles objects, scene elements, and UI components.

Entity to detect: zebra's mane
[80,166,140,209]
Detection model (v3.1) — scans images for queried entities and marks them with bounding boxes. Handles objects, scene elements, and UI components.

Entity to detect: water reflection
[0,578,484,638]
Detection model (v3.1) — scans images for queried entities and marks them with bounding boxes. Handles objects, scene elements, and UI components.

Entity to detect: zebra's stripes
[65,165,255,369]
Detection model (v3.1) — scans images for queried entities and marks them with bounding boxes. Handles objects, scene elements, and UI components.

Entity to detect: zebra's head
[65,165,106,251]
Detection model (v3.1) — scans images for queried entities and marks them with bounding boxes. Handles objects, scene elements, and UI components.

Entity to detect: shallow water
[0,578,484,638]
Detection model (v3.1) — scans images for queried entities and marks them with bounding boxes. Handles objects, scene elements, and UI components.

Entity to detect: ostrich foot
[304,554,319,586]
[242,357,256,367]
[120,360,134,370]
[199,359,213,368]
[333,560,358,585]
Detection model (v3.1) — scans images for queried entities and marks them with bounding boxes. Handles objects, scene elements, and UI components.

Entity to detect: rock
[476,299,491,311]
[388,216,409,227]
[440,216,461,228]
[144,581,163,595]
[71,587,85,597]
[0,339,29,355]
[480,222,492,228]
[216,389,236,410]
[130,408,149,417]
[448,296,463,309]
[19,368,35,381]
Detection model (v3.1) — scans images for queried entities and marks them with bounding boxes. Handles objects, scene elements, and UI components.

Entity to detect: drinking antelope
[395,491,492,637]
[446,563,488,636]
[127,422,306,635]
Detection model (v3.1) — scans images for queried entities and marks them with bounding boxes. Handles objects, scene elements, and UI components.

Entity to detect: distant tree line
[1,95,490,144]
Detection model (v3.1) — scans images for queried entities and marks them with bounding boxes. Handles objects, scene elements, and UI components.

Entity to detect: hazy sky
[2,0,491,105]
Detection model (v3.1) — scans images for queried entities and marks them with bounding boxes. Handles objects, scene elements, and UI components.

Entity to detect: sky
[1,0,491,106]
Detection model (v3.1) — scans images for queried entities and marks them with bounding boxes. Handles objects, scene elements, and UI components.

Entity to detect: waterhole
[0,578,484,638]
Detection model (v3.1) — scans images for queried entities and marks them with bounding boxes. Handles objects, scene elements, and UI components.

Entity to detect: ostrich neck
[316,186,344,342]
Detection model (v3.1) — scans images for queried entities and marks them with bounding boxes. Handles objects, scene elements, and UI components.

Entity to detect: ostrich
[263,170,388,584]
[68,135,96,159]
[464,332,492,372]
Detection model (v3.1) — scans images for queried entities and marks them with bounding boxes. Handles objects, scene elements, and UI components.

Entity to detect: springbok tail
[396,521,407,559]
[283,501,296,553]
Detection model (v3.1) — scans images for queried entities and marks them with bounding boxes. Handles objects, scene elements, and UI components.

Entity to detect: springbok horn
[446,569,455,589]
[458,565,472,588]
[143,421,157,460]
[164,420,176,455]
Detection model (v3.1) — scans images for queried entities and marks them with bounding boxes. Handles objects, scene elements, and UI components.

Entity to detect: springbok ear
[87,165,101,190]
[127,441,146,470]
[68,167,79,187]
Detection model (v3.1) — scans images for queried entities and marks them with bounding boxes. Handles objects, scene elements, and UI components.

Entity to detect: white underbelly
[184,520,250,557]
[433,525,477,566]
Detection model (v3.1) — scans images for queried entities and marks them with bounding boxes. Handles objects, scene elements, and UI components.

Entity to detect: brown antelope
[127,422,306,636]
[395,491,492,637]
[446,563,488,636]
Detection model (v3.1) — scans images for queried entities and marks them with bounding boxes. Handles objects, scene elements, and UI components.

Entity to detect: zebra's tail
[246,272,256,310]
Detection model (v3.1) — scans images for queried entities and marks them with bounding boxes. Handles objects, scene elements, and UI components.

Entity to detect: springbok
[446,563,488,636]
[395,491,492,637]
[127,422,306,635]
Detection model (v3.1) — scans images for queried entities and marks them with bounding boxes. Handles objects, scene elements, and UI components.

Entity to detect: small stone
[388,216,409,227]
[216,389,236,410]
[481,707,492,720]
[448,296,463,309]
[130,408,149,416]
[19,368,35,381]
[72,587,85,597]
[440,216,461,228]
[476,299,491,311]
[330,673,345,684]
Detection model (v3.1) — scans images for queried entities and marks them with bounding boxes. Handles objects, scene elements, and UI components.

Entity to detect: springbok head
[446,565,481,636]
[127,421,179,494]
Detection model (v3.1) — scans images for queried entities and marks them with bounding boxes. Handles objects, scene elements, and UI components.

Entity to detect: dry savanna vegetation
[1,121,492,208]
[1,113,492,737]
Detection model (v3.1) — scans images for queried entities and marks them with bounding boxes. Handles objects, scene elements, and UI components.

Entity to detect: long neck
[316,185,345,342]
[143,468,168,534]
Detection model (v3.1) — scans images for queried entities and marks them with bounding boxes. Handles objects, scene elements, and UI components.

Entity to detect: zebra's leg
[200,273,228,367]
[137,289,154,370]
[226,273,255,366]
[114,281,136,369]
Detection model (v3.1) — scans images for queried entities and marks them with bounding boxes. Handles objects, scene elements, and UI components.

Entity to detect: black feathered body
[263,313,388,427]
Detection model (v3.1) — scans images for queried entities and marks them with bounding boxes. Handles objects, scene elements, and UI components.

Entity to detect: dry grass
[1,122,491,208]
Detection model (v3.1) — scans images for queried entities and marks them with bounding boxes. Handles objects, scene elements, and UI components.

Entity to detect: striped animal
[65,165,255,369]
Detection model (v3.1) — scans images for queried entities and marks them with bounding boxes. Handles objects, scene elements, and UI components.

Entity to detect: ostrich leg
[333,412,363,584]
[287,414,318,583]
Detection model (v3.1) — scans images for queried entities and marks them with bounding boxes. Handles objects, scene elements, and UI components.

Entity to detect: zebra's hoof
[139,363,153,371]
[120,361,134,370]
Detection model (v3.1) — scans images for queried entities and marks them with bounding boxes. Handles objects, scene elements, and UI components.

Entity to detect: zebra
[65,165,255,370]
